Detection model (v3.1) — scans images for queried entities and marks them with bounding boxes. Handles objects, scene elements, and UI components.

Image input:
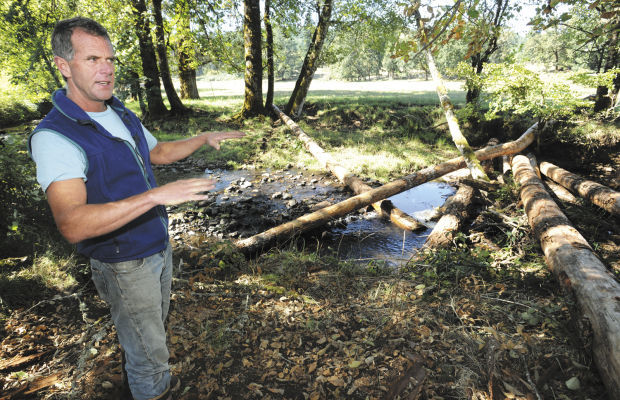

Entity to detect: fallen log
[413,8,489,181]
[273,105,424,231]
[539,161,620,216]
[235,123,538,254]
[422,184,476,249]
[511,154,620,399]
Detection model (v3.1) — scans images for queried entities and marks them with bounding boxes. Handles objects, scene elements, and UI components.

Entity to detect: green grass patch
[0,250,84,312]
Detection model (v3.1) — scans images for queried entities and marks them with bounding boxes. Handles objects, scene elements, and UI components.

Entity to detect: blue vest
[30,89,168,262]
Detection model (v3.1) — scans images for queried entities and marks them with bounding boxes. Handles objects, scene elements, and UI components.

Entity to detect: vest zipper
[119,139,169,238]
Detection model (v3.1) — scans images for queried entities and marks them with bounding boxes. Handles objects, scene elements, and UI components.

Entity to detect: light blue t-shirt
[31,106,158,192]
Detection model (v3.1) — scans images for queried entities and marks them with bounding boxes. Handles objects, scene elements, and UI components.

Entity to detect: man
[29,17,245,400]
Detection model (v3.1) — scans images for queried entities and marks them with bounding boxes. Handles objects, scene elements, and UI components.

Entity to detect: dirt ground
[1,121,618,399]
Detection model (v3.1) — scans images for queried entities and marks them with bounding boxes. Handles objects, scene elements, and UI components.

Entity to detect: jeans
[90,243,172,400]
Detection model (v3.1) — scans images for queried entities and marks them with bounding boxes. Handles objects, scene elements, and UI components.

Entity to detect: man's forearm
[150,133,210,165]
[54,191,161,244]
[48,178,215,244]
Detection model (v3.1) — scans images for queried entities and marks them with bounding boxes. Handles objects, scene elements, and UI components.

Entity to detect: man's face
[56,28,115,112]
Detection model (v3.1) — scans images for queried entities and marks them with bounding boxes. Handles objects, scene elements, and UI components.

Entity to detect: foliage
[454,61,591,121]
[528,0,619,75]
[0,81,42,127]
[0,133,59,257]
[570,68,620,93]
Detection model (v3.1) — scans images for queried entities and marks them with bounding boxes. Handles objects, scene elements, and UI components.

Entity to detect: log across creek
[273,104,425,231]
[235,123,538,254]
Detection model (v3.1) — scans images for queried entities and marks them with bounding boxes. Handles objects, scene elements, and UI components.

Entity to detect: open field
[193,75,468,106]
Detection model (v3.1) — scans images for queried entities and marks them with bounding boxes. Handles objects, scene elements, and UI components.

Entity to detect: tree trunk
[274,105,425,231]
[152,0,186,115]
[414,10,489,181]
[179,51,200,99]
[235,123,538,254]
[264,0,274,112]
[240,0,264,117]
[594,24,619,112]
[177,0,200,100]
[511,154,620,399]
[284,0,333,118]
[132,0,168,119]
[539,161,620,215]
[422,184,476,249]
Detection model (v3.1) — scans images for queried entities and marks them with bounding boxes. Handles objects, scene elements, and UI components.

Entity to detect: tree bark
[240,0,264,117]
[235,123,538,254]
[264,0,274,112]
[539,161,620,216]
[284,0,333,118]
[422,184,476,249]
[274,105,425,231]
[511,154,620,399]
[177,0,200,100]
[414,9,489,181]
[132,0,168,119]
[594,23,619,112]
[152,0,186,115]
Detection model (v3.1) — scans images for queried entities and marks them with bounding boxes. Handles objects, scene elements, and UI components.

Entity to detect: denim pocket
[108,258,146,274]
[90,265,110,304]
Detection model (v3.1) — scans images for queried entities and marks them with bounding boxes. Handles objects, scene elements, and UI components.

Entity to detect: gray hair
[51,17,111,60]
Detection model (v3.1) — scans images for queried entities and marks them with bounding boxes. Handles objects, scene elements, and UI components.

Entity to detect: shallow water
[322,182,454,266]
[201,168,454,266]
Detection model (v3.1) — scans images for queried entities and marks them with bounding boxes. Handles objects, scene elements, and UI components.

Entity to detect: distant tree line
[0,0,617,119]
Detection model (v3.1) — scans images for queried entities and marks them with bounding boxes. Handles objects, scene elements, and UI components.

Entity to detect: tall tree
[240,0,264,117]
[0,0,69,95]
[530,0,619,111]
[176,0,200,99]
[264,0,275,111]
[284,0,333,118]
[462,0,516,103]
[131,0,168,118]
[152,0,187,114]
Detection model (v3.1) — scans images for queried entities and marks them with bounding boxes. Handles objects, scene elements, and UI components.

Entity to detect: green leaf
[467,8,480,19]
[559,13,571,21]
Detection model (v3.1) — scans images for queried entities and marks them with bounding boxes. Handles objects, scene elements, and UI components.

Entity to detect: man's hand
[149,177,217,206]
[204,131,246,150]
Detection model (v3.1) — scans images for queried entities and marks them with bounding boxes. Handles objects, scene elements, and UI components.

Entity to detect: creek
[160,163,454,267]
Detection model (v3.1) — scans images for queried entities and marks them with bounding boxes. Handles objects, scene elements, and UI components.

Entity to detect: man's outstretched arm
[149,131,245,165]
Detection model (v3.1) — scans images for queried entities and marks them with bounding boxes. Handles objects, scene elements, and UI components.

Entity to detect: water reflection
[323,182,455,266]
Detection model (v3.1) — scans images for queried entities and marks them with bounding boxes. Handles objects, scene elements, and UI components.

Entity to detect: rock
[282,193,293,200]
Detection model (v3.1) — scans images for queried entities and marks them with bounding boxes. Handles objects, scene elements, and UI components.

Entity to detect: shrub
[0,134,59,257]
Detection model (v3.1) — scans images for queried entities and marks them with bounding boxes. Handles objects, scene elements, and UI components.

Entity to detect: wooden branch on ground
[0,373,62,400]
[0,351,51,372]
[273,105,424,231]
[422,184,476,249]
[539,161,620,216]
[235,124,539,255]
[511,154,620,398]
